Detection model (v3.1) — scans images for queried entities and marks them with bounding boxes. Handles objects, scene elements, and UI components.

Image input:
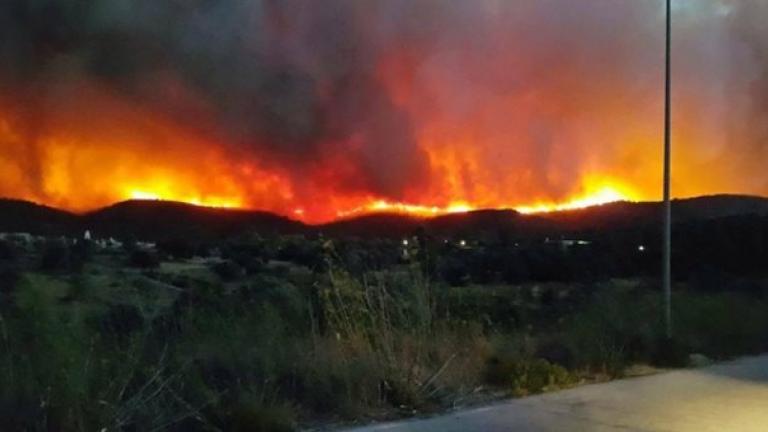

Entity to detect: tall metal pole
[663,0,673,339]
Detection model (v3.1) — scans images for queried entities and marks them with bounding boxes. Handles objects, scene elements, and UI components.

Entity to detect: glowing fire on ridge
[334,181,638,220]
[336,200,475,219]
[0,100,647,223]
[515,184,636,214]
[128,190,243,209]
[118,176,637,220]
[1,1,767,226]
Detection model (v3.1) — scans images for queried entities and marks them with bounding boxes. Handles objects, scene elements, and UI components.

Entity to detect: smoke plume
[0,0,766,221]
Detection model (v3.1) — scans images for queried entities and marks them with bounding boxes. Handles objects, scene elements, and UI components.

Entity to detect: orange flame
[335,178,638,220]
[0,26,759,225]
[515,181,638,214]
[0,101,696,224]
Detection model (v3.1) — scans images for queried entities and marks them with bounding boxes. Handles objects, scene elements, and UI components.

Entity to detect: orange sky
[0,1,766,223]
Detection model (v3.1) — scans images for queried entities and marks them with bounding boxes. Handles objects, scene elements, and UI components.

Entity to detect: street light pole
[663,0,673,339]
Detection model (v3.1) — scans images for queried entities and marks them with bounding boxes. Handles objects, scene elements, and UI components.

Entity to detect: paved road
[345,355,768,432]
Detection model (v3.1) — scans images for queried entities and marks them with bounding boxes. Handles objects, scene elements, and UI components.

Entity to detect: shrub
[67,273,92,301]
[69,240,93,271]
[485,356,575,396]
[438,256,470,286]
[1,276,94,429]
[563,284,657,376]
[673,293,768,358]
[89,303,145,340]
[157,239,196,260]
[276,238,324,269]
[40,241,69,271]
[535,338,575,369]
[228,401,296,432]
[688,266,731,293]
[129,249,159,269]
[306,259,491,414]
[0,266,20,298]
[295,338,382,416]
[238,277,306,326]
[651,336,689,368]
[212,260,244,281]
[0,240,16,261]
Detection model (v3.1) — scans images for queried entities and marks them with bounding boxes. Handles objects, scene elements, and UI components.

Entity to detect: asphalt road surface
[344,354,768,432]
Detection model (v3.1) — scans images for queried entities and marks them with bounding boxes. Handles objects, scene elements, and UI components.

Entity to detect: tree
[40,240,69,271]
[0,240,16,262]
[129,249,160,269]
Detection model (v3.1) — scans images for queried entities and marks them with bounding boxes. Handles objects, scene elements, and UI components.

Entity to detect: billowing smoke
[0,0,766,221]
[728,0,768,176]
[0,1,432,201]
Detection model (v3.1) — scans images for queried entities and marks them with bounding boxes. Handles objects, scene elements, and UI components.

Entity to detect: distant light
[460,240,467,247]
[402,239,409,246]
[638,245,646,252]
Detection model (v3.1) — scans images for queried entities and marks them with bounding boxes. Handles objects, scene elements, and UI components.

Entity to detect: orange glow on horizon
[128,190,243,209]
[336,200,476,219]
[332,179,638,221]
[0,95,740,224]
[113,180,638,221]
[1,15,765,225]
[515,182,639,214]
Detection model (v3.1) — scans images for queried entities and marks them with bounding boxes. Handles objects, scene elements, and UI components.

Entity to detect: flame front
[339,180,638,220]
[0,1,766,223]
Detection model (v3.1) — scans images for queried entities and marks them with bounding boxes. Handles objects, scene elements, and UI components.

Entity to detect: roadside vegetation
[1,233,767,431]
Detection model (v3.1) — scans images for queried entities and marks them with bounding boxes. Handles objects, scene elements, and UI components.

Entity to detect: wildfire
[336,200,475,219]
[121,180,637,220]
[128,190,243,209]
[1,2,765,224]
[0,100,685,224]
[333,179,637,221]
[515,184,638,214]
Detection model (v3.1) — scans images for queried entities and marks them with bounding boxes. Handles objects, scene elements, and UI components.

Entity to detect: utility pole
[663,0,673,339]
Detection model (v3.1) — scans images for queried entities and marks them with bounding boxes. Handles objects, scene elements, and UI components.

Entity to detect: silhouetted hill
[319,195,768,239]
[318,210,548,239]
[0,199,77,235]
[2,195,768,241]
[318,213,423,238]
[538,194,768,233]
[426,209,551,239]
[84,200,306,240]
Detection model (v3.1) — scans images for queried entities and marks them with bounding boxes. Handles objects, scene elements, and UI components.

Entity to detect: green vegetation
[0,235,767,430]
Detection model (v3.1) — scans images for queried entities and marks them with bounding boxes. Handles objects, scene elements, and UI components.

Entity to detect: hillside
[2,194,768,240]
[320,195,768,238]
[0,199,77,235]
[84,200,306,240]
[536,194,768,233]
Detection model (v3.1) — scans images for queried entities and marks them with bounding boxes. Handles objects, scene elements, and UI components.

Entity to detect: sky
[0,0,766,222]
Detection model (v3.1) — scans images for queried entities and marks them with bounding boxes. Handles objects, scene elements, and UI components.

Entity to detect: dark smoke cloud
[729,0,768,148]
[0,0,432,199]
[1,0,767,207]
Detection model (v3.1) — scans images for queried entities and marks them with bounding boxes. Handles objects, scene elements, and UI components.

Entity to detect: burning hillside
[1,1,767,223]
